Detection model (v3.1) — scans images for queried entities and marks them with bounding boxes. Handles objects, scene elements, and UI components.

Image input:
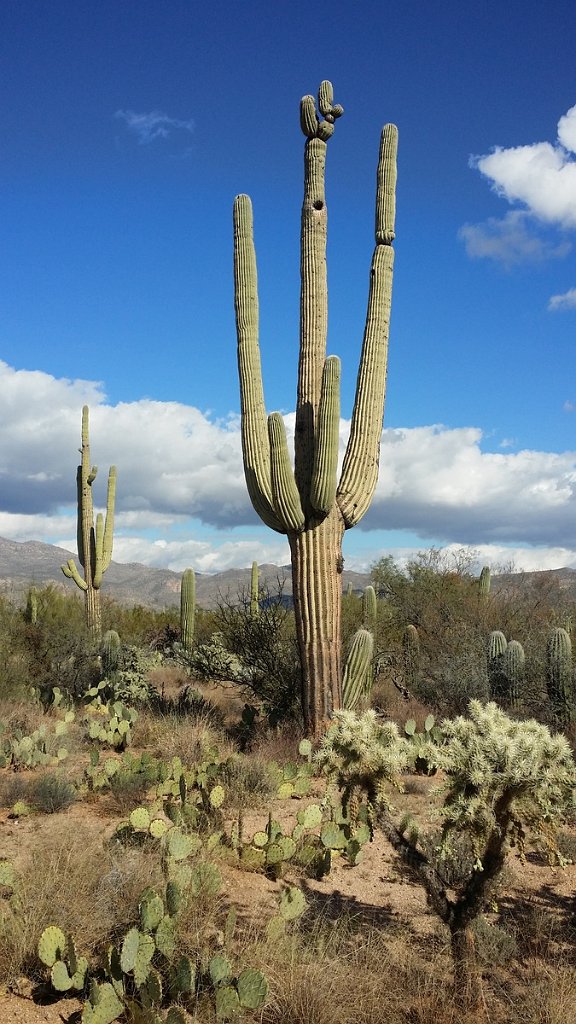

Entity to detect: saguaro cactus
[61,406,116,641]
[233,81,397,736]
[546,627,573,723]
[180,568,196,652]
[478,566,491,601]
[250,561,260,618]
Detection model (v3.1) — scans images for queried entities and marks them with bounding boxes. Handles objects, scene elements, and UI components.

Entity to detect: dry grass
[131,709,235,765]
[0,820,164,984]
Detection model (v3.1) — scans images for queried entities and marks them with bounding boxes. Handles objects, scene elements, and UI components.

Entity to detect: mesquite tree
[61,405,116,641]
[233,81,397,736]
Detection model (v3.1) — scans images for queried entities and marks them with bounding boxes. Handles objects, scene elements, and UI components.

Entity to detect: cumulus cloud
[548,287,576,311]
[459,211,571,266]
[365,424,576,548]
[115,109,195,145]
[473,103,576,228]
[1,361,575,572]
[463,103,576,264]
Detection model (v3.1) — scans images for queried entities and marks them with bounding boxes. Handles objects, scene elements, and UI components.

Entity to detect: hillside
[0,536,371,610]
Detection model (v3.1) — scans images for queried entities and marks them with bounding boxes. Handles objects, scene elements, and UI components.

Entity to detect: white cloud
[464,104,576,264]
[115,109,195,145]
[473,103,576,228]
[548,287,576,311]
[1,362,575,572]
[459,211,571,266]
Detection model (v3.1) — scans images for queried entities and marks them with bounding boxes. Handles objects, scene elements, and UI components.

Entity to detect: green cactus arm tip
[300,94,317,137]
[375,123,398,245]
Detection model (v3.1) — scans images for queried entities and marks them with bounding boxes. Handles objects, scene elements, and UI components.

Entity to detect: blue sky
[1,0,575,576]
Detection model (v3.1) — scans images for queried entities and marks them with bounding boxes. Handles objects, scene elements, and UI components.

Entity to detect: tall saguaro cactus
[233,81,397,736]
[61,406,116,641]
[180,568,196,652]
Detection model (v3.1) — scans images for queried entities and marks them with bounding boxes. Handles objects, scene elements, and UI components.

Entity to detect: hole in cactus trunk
[313,200,324,210]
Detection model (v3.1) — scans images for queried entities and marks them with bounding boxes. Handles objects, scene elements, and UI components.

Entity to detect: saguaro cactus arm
[310,355,341,515]
[233,195,284,534]
[337,123,397,527]
[62,558,88,591]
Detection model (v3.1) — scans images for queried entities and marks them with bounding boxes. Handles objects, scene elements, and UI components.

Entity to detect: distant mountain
[0,536,371,610]
[2,536,575,611]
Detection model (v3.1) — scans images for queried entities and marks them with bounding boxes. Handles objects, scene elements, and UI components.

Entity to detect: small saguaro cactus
[180,568,196,652]
[233,81,397,736]
[25,585,38,625]
[546,627,573,724]
[362,585,377,631]
[61,406,116,642]
[342,628,374,711]
[101,629,121,676]
[487,630,508,703]
[402,624,420,688]
[478,565,491,601]
[250,560,260,618]
[501,639,525,709]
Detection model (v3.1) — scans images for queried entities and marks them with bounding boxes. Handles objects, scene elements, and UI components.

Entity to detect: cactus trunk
[290,507,345,723]
[233,82,396,737]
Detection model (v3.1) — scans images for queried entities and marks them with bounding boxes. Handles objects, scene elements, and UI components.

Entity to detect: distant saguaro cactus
[101,629,121,676]
[342,628,374,711]
[250,561,260,618]
[233,81,397,736]
[501,639,525,709]
[487,630,508,703]
[61,406,116,641]
[478,566,491,601]
[362,586,377,631]
[546,627,573,723]
[402,624,420,688]
[180,568,196,652]
[25,586,38,625]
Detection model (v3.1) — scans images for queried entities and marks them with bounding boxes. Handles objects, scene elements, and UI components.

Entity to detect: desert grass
[0,821,164,985]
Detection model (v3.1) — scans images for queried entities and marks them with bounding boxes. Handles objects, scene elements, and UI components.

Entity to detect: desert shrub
[29,772,76,814]
[213,586,302,725]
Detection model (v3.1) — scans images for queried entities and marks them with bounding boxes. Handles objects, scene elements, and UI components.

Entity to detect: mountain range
[0,536,372,610]
[2,536,576,611]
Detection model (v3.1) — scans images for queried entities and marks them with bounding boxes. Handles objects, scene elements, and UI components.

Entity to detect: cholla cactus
[428,701,575,862]
[315,710,409,824]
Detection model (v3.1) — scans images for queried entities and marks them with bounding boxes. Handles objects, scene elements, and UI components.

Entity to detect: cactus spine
[250,561,260,617]
[61,406,116,641]
[546,627,573,723]
[233,81,397,736]
[180,568,196,652]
